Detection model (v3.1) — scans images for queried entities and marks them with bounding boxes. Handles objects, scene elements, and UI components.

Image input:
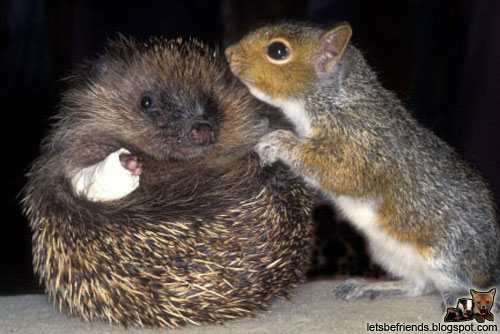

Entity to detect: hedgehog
[21,37,313,328]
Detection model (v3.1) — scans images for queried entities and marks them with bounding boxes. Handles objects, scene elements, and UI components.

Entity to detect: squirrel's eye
[140,96,155,110]
[266,41,290,61]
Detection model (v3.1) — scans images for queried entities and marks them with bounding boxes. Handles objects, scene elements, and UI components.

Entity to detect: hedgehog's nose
[188,121,215,146]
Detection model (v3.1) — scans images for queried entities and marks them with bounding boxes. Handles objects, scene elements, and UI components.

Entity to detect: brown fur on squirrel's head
[61,36,268,164]
[225,22,352,102]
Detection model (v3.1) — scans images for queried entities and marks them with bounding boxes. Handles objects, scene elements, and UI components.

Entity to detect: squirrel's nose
[224,48,234,64]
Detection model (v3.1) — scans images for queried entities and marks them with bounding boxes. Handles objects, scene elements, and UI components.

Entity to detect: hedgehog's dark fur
[22,37,313,328]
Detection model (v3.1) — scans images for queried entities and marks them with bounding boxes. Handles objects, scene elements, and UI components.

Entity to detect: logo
[444,288,496,323]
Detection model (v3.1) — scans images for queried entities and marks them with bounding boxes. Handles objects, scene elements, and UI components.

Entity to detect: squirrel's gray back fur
[309,45,499,285]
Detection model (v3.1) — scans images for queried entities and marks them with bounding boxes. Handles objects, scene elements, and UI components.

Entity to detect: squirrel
[225,22,500,308]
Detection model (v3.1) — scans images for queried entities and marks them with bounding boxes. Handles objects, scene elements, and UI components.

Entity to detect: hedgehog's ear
[313,22,352,75]
[92,54,111,78]
[66,54,110,86]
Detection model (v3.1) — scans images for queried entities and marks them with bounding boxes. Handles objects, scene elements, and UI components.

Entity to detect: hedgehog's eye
[266,41,290,61]
[140,96,155,110]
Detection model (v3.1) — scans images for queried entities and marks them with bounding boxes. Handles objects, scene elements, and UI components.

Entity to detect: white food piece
[70,148,140,202]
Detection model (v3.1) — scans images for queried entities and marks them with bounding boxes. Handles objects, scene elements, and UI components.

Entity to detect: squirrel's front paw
[255,141,280,167]
[255,130,295,167]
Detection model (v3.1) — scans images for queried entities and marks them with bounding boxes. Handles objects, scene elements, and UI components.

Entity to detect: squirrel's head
[225,22,352,103]
[61,37,267,163]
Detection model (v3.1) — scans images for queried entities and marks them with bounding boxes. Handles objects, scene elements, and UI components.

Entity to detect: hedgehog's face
[84,43,225,161]
[128,83,220,161]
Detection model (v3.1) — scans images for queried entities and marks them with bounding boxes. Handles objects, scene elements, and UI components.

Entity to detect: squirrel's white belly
[246,86,313,138]
[332,194,456,292]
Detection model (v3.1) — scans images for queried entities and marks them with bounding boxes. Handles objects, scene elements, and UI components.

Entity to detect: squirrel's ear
[313,23,352,75]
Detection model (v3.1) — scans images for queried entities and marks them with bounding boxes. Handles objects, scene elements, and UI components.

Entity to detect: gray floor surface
[1,280,498,334]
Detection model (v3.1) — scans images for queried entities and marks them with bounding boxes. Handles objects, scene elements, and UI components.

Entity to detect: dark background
[1,0,499,295]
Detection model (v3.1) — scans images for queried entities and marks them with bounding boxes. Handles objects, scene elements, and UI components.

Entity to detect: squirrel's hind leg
[333,279,431,301]
[439,290,463,312]
[493,300,500,313]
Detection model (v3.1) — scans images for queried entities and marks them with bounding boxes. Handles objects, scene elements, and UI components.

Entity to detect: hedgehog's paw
[119,153,143,177]
[70,148,141,202]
